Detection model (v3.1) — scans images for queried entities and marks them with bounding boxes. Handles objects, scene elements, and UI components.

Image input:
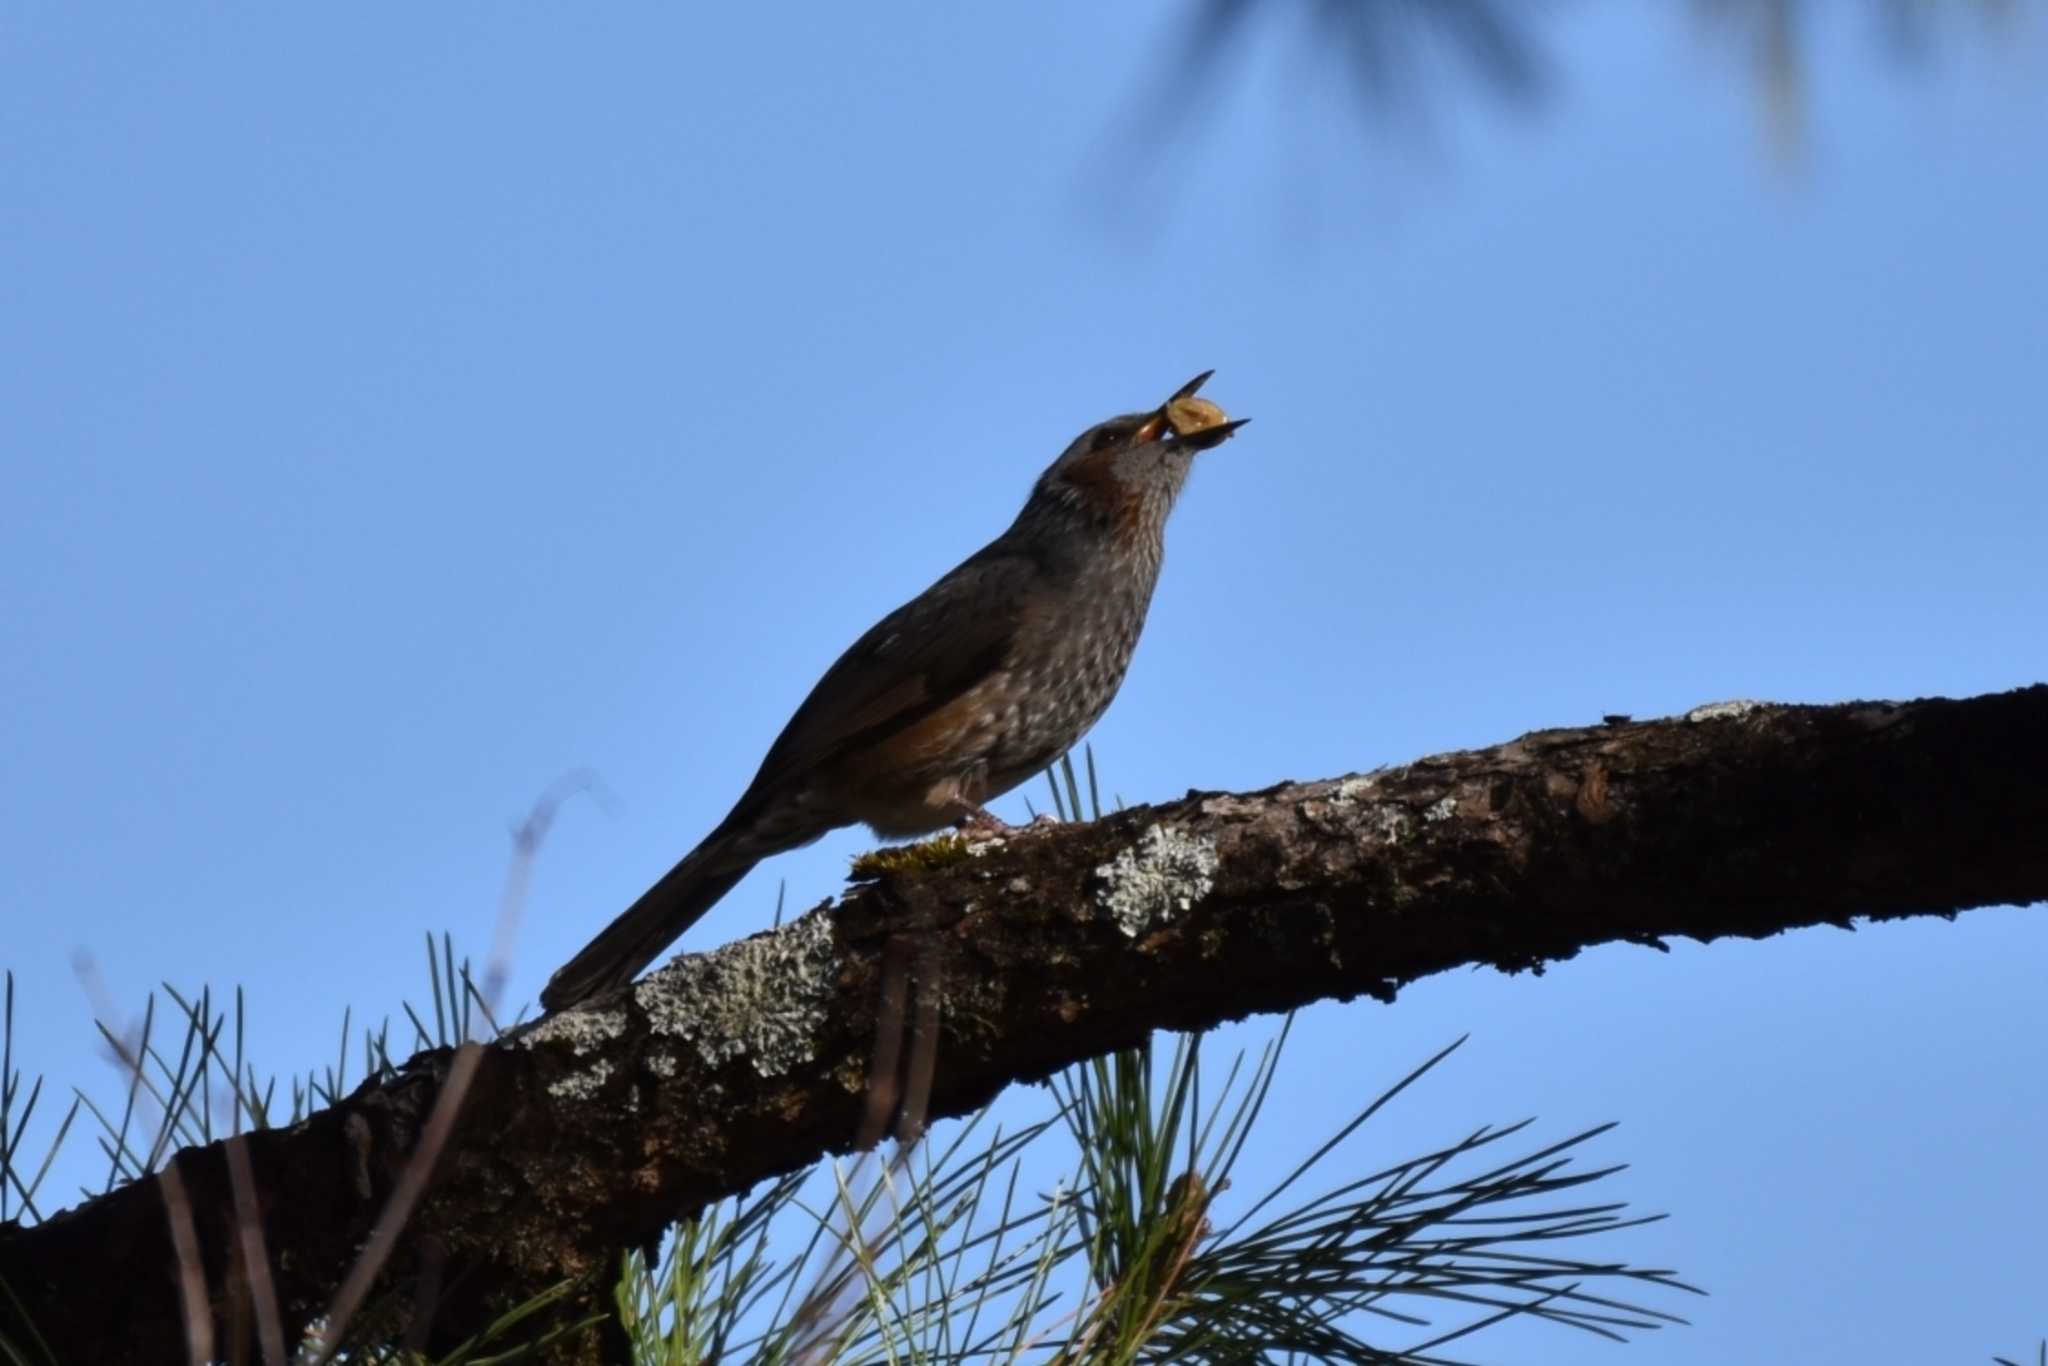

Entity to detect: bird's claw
[953,806,1015,837]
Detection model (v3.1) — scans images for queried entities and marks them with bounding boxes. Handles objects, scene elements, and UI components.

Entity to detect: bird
[540,372,1247,1011]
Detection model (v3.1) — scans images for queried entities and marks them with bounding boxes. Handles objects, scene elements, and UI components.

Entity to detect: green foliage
[1,974,77,1226]
[611,1170,807,1362]
[312,1280,602,1365]
[607,1107,1077,1364]
[593,1018,1695,1366]
[22,935,488,1208]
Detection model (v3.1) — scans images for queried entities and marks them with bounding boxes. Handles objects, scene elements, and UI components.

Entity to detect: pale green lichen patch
[1094,824,1219,939]
[635,912,839,1078]
[547,1056,614,1101]
[1685,699,1764,723]
[1363,805,1414,843]
[521,1005,627,1055]
[1301,775,1386,831]
[1329,775,1378,807]
[1423,795,1458,823]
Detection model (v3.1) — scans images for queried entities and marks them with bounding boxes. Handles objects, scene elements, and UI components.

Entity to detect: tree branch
[5,687,2044,1359]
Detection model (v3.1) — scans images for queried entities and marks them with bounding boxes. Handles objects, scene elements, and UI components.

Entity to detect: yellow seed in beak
[1166,395,1228,436]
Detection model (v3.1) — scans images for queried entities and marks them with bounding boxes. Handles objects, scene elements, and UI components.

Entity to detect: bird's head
[1023,371,1248,555]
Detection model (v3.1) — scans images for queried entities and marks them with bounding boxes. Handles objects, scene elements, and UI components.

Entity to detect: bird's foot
[952,805,1014,837]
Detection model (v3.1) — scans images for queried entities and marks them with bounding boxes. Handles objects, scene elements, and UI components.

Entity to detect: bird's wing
[731,544,1040,806]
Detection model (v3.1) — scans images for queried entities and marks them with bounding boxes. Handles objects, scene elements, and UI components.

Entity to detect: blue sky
[3,3,2044,1359]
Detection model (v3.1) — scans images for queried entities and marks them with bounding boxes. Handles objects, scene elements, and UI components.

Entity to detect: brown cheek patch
[1062,451,1147,530]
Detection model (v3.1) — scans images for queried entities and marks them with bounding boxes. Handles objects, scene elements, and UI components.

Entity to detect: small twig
[895,942,941,1147]
[487,769,608,1020]
[851,935,912,1153]
[787,934,944,1361]
[224,1134,286,1366]
[73,951,218,1366]
[157,1156,215,1366]
[404,1235,449,1354]
[307,1040,484,1360]
[308,772,594,1356]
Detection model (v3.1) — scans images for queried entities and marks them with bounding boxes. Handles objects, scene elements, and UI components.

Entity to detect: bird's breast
[985,573,1156,777]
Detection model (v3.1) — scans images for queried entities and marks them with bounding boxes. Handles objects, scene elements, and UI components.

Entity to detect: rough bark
[4,687,2044,1361]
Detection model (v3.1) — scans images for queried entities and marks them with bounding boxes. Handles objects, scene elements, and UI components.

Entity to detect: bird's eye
[1090,426,1125,452]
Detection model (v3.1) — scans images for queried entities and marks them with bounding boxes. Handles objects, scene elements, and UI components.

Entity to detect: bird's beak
[1131,370,1248,450]
[1178,416,1249,451]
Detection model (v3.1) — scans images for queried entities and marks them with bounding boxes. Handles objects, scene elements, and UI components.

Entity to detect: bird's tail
[540,835,755,1012]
